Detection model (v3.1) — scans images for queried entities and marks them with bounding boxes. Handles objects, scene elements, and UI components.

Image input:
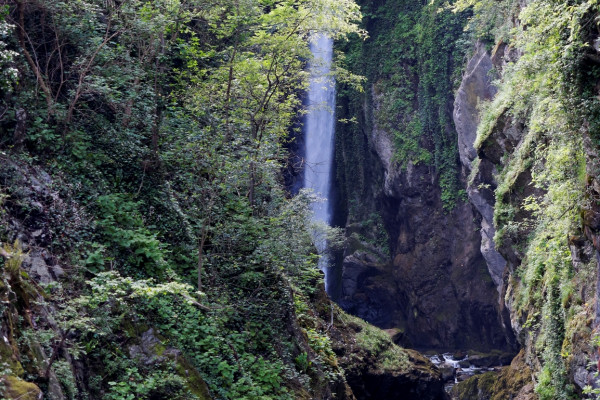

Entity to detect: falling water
[303,34,335,294]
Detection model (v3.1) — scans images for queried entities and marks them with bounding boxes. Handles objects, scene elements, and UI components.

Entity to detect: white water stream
[303,34,335,293]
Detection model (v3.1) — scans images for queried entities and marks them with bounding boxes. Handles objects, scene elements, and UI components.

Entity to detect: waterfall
[303,34,335,294]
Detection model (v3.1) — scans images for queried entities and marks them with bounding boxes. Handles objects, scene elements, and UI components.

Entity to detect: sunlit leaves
[467,0,600,397]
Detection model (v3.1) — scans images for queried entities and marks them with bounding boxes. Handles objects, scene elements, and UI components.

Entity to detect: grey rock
[480,217,506,290]
[369,85,405,198]
[22,251,64,284]
[440,366,455,382]
[341,254,370,298]
[454,41,497,169]
[454,42,508,295]
[573,365,597,391]
[129,328,166,366]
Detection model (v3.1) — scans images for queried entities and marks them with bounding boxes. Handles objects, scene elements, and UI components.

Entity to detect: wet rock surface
[310,283,448,400]
[449,350,536,400]
[427,350,514,394]
[337,160,514,352]
[336,47,517,351]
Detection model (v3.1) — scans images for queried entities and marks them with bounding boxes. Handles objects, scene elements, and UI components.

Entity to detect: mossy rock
[451,350,537,400]
[0,337,24,376]
[128,327,212,400]
[450,371,496,399]
[2,375,41,400]
[174,355,212,400]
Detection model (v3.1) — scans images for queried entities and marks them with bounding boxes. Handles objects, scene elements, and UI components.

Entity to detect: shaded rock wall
[337,150,512,351]
[450,350,536,400]
[333,1,517,353]
[456,36,600,395]
[335,81,515,351]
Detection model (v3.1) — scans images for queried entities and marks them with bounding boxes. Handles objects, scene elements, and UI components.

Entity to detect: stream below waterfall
[426,352,507,393]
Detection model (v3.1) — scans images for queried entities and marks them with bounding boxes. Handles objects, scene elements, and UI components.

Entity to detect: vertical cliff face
[337,0,600,394]
[453,42,503,290]
[334,0,516,353]
[451,0,600,395]
[338,106,513,352]
[452,42,522,352]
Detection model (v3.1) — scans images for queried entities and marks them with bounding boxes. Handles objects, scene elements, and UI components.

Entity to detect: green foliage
[451,0,519,43]
[337,0,468,211]
[0,17,17,92]
[106,368,198,400]
[306,329,336,365]
[391,118,432,168]
[76,271,294,399]
[94,194,167,276]
[294,352,310,373]
[0,0,370,398]
[53,360,77,400]
[467,0,600,396]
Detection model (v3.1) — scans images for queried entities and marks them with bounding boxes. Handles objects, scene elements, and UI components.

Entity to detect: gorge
[1,0,600,399]
[333,0,516,355]
[332,0,600,398]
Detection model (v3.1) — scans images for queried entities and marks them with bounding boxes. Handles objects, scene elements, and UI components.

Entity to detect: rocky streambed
[426,351,514,393]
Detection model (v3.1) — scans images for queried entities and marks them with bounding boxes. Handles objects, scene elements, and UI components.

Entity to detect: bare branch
[15,0,54,113]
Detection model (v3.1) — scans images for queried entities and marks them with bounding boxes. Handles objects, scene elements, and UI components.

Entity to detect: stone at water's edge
[346,350,449,400]
[310,281,448,400]
[450,350,536,400]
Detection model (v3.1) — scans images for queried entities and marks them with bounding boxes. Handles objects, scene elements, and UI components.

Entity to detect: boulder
[2,376,42,400]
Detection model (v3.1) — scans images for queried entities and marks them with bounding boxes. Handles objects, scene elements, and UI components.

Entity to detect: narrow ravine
[303,34,336,294]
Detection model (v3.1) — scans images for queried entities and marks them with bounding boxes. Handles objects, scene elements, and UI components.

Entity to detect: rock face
[336,77,515,351]
[322,297,449,400]
[453,42,506,291]
[454,38,600,396]
[454,43,497,168]
[450,350,536,400]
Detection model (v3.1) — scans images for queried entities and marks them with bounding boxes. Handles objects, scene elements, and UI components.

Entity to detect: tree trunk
[197,225,208,293]
[16,0,53,114]
[249,161,255,209]
[13,108,27,149]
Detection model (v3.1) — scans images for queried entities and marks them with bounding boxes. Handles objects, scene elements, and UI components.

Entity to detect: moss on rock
[0,339,23,377]
[174,355,212,400]
[312,288,445,399]
[2,375,41,400]
[451,350,537,400]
